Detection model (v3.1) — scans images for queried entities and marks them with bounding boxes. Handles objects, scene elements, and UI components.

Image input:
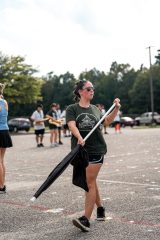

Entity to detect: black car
[8,118,31,132]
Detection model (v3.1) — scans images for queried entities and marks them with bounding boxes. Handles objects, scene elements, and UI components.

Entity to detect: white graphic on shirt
[77,114,97,131]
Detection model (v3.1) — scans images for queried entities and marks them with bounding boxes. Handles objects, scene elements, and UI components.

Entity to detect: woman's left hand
[77,136,85,146]
[114,98,121,109]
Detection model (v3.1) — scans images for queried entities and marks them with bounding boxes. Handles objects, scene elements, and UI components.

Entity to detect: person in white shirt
[61,106,71,137]
[113,110,122,133]
[56,104,63,144]
[101,104,109,134]
[96,104,109,134]
[31,104,45,147]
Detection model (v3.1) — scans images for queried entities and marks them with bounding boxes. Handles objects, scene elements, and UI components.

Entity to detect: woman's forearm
[68,121,85,146]
[104,106,120,126]
[68,123,82,139]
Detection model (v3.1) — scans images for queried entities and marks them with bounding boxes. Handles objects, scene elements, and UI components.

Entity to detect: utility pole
[146,46,154,123]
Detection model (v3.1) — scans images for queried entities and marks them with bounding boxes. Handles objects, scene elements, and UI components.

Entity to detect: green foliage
[129,65,160,114]
[151,65,160,113]
[155,49,160,65]
[129,70,151,113]
[41,72,76,113]
[0,52,44,116]
[1,50,160,117]
[0,52,43,103]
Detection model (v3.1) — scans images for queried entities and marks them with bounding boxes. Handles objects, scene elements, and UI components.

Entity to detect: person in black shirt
[66,80,121,232]
[46,103,59,147]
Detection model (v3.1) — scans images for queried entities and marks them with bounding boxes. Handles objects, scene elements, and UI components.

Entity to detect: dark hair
[37,104,43,109]
[51,103,57,108]
[73,80,87,102]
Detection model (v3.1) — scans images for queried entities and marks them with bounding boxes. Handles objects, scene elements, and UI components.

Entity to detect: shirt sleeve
[66,105,76,123]
[46,110,52,117]
[31,111,36,119]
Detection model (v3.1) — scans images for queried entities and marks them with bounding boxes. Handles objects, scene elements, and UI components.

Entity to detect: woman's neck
[79,99,90,108]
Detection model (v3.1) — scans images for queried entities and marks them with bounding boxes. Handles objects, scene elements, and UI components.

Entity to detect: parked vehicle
[110,116,135,127]
[120,117,135,127]
[135,112,160,125]
[8,118,31,132]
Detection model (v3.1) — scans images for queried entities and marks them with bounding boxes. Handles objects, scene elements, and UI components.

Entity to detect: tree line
[0,50,160,118]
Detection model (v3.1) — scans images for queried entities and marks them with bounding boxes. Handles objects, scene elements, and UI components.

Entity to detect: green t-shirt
[66,103,107,155]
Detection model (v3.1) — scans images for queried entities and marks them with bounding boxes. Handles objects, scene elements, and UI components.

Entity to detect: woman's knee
[87,180,96,190]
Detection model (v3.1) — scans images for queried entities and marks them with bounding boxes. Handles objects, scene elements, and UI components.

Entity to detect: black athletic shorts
[49,124,58,130]
[35,129,45,135]
[63,124,69,130]
[88,154,104,164]
[0,130,13,148]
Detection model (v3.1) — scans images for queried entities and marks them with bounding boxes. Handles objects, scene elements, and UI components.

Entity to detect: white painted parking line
[44,208,64,213]
[108,150,150,158]
[98,179,160,187]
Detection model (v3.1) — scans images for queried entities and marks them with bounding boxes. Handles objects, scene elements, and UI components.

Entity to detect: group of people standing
[31,101,121,149]
[30,103,70,148]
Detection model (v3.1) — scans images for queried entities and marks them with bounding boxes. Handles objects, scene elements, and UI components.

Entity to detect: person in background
[0,83,13,193]
[56,104,63,145]
[96,104,109,134]
[66,80,121,232]
[31,104,45,147]
[46,103,59,147]
[100,104,109,134]
[61,106,71,137]
[113,110,122,134]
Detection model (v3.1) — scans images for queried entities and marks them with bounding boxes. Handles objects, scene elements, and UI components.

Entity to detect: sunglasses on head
[83,87,95,92]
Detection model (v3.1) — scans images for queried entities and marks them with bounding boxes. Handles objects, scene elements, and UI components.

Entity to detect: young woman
[66,80,121,232]
[46,103,59,147]
[0,83,13,193]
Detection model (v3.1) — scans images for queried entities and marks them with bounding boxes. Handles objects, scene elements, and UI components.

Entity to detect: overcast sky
[0,0,159,77]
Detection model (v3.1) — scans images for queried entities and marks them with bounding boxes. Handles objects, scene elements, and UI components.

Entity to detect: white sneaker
[54,142,59,147]
[50,143,59,147]
[50,143,55,147]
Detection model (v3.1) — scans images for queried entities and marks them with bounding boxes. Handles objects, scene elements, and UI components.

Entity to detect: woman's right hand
[77,136,85,146]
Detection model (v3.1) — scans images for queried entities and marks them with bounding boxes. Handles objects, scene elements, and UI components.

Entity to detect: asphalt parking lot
[0,127,160,240]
